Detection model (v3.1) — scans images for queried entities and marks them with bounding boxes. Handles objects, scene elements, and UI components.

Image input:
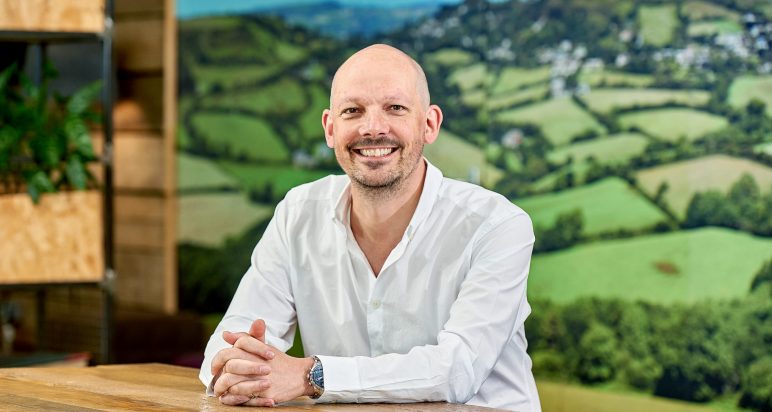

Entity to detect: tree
[728,174,763,231]
[739,356,772,412]
[577,322,618,383]
[750,259,772,294]
[652,305,737,402]
[534,209,584,252]
[654,181,669,206]
[684,190,739,229]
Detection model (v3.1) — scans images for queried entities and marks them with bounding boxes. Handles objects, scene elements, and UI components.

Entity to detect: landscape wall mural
[176,1,772,410]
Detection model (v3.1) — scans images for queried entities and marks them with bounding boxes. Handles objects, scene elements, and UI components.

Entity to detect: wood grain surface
[0,363,504,411]
[0,191,103,284]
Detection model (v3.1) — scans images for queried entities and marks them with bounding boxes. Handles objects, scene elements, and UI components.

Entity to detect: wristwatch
[307,355,324,399]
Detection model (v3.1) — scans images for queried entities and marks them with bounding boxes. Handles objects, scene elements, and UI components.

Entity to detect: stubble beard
[338,137,424,201]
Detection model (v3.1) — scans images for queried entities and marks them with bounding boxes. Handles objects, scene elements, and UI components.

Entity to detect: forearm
[316,333,481,403]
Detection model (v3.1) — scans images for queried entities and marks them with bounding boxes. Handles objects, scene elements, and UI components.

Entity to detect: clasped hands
[211,319,315,407]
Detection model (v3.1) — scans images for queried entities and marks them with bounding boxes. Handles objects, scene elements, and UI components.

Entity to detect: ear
[322,109,334,148]
[423,104,443,145]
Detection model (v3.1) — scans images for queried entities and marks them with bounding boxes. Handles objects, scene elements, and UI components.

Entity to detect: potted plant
[0,61,104,284]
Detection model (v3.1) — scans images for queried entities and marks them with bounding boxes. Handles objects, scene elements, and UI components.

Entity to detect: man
[200,44,540,411]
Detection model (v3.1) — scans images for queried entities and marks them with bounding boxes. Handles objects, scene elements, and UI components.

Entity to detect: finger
[224,358,271,376]
[234,335,276,360]
[225,379,272,398]
[211,346,264,376]
[244,396,276,407]
[250,319,267,343]
[219,393,250,406]
[223,330,248,346]
[220,393,275,407]
[213,372,254,397]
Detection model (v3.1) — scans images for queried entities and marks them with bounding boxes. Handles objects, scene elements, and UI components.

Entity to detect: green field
[190,63,281,90]
[636,154,772,217]
[191,112,289,162]
[425,130,505,187]
[618,108,728,142]
[461,88,487,108]
[180,16,242,30]
[547,133,649,164]
[448,63,489,91]
[580,88,710,114]
[755,142,772,155]
[496,97,607,147]
[201,78,306,114]
[638,4,678,47]
[299,85,329,143]
[488,84,549,111]
[682,0,740,21]
[424,48,475,66]
[578,69,654,88]
[218,161,331,199]
[727,75,772,117]
[178,193,274,247]
[538,380,720,412]
[178,153,238,191]
[491,66,551,95]
[687,20,743,37]
[515,177,668,235]
[528,227,772,304]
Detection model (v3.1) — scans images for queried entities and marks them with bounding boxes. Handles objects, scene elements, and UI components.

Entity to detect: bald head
[330,44,430,109]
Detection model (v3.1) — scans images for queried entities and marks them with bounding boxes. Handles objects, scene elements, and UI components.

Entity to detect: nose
[358,109,390,137]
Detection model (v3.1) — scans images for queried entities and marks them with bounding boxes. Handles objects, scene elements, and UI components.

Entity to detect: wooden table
[0,363,503,411]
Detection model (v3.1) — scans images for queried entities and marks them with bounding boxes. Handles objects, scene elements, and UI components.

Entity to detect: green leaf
[29,133,61,168]
[66,155,88,189]
[66,80,102,115]
[64,116,95,158]
[0,63,16,93]
[26,170,55,204]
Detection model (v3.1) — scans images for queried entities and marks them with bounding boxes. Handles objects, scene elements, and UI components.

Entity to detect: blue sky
[177,0,463,19]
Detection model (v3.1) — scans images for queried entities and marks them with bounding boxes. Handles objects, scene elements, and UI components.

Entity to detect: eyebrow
[337,94,411,106]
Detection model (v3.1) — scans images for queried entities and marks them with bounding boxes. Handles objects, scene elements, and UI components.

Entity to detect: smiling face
[322,45,442,197]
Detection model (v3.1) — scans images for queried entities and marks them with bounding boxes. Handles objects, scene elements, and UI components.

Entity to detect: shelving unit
[0,0,115,364]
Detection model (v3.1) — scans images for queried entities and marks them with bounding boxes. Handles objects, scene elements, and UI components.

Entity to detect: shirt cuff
[314,355,361,403]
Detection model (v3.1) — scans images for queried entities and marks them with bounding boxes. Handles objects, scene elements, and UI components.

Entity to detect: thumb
[249,318,266,343]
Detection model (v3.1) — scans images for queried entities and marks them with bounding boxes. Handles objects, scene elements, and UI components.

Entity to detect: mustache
[348,137,402,151]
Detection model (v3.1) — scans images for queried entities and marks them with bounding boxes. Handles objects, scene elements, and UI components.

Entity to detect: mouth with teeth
[354,147,398,158]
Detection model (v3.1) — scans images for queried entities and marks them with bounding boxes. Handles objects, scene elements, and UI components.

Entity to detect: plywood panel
[115,18,164,72]
[114,131,165,190]
[0,191,103,284]
[0,0,104,33]
[116,75,163,130]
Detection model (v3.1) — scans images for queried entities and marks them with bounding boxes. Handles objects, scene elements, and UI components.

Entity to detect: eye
[389,105,406,112]
[341,107,360,115]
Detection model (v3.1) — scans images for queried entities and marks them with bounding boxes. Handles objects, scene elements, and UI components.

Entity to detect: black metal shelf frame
[0,0,115,364]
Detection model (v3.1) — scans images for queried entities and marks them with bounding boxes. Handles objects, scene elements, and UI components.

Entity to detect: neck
[350,159,426,246]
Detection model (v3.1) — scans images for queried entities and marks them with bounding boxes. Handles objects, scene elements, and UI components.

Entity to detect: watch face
[312,359,324,388]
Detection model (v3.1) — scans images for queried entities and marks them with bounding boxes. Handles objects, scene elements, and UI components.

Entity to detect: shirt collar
[330,158,444,235]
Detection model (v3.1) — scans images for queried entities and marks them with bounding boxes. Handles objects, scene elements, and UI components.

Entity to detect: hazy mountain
[257,1,441,39]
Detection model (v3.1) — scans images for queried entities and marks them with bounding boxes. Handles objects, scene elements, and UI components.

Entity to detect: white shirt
[200,160,541,411]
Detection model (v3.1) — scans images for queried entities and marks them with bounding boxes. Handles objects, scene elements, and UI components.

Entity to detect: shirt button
[370,300,381,309]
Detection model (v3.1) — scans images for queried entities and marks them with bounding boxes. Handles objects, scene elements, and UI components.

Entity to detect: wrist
[301,357,316,397]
